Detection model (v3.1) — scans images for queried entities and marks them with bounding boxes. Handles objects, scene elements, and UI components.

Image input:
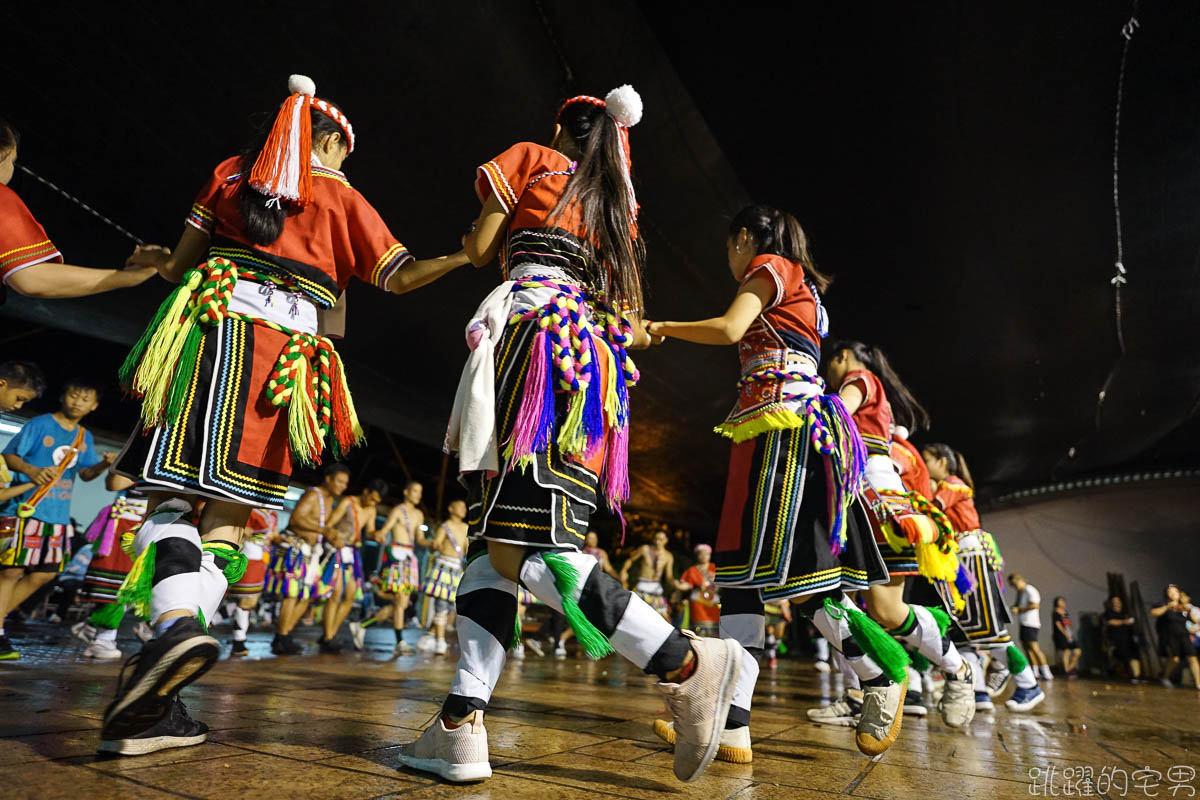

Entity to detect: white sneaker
[72,621,97,644]
[554,643,567,659]
[85,640,123,660]
[134,622,154,643]
[814,659,831,673]
[806,694,861,726]
[349,622,365,651]
[524,638,544,657]
[417,633,436,652]
[855,678,907,756]
[653,631,741,783]
[938,662,977,729]
[652,719,753,764]
[434,638,448,655]
[397,711,492,782]
[512,643,525,660]
[396,640,415,655]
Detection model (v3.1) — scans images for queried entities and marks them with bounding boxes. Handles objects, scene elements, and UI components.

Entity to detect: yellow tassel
[558,393,587,455]
[915,539,961,583]
[132,271,202,427]
[714,406,806,443]
[881,521,909,555]
[119,528,138,556]
[287,357,320,465]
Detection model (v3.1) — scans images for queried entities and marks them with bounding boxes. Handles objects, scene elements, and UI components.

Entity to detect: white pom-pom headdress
[249,74,356,207]
[557,84,644,221]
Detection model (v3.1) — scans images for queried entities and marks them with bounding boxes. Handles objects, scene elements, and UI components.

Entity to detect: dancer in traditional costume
[265,465,349,655]
[416,499,469,655]
[620,529,675,620]
[647,205,909,763]
[361,481,424,654]
[99,74,472,754]
[228,507,279,657]
[323,479,383,652]
[72,474,150,660]
[824,342,976,728]
[677,544,720,638]
[921,444,1045,712]
[400,85,741,786]
[0,117,156,300]
[1,379,114,661]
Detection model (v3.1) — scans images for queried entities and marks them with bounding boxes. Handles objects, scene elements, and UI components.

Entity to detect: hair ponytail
[552,100,645,313]
[729,204,832,293]
[923,442,975,490]
[236,107,348,246]
[953,449,975,490]
[829,340,931,433]
[0,117,19,155]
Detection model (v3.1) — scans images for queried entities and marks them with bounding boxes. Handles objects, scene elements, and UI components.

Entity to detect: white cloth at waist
[635,578,664,595]
[431,553,463,572]
[340,545,357,561]
[444,264,586,476]
[241,539,265,560]
[228,278,318,335]
[774,357,823,411]
[864,454,905,493]
[388,543,416,561]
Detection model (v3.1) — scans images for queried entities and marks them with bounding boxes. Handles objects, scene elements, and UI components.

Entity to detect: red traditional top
[0,183,62,299]
[185,156,411,308]
[741,254,821,354]
[890,435,932,498]
[842,369,893,456]
[475,142,597,281]
[934,475,980,532]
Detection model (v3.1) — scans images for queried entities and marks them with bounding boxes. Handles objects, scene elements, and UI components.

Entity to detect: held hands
[643,320,666,346]
[101,451,117,464]
[126,244,172,277]
[32,466,58,486]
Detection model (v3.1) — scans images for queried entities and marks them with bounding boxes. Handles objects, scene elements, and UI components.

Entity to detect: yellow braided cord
[334,351,365,444]
[286,356,320,465]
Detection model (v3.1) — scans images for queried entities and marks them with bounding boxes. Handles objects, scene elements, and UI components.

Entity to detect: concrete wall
[983,479,1200,623]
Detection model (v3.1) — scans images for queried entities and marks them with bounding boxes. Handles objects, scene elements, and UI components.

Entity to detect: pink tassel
[604,424,631,543]
[506,329,551,462]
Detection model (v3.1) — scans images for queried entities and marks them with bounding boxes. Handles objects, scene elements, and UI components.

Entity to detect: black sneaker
[903,690,928,718]
[101,617,219,741]
[0,634,19,661]
[231,639,249,657]
[98,696,209,756]
[318,636,342,654]
[271,634,288,655]
[283,634,304,654]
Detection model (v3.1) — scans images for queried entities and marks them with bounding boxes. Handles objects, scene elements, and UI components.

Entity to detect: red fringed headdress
[556,85,643,221]
[249,74,356,208]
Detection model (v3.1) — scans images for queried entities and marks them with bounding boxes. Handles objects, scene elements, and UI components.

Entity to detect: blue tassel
[532,331,557,453]
[955,562,975,596]
[581,333,605,454]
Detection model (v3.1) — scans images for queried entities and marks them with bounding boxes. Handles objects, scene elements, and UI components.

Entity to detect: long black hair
[236,106,348,246]
[829,340,931,433]
[551,101,645,313]
[0,117,19,154]
[923,442,974,490]
[729,204,832,293]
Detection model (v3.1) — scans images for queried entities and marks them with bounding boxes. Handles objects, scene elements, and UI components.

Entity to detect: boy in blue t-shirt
[0,378,114,660]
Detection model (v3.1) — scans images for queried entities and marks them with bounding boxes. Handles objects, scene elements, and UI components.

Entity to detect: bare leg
[0,569,22,631]
[322,573,344,641]
[1130,658,1141,678]
[9,570,56,609]
[1188,655,1200,688]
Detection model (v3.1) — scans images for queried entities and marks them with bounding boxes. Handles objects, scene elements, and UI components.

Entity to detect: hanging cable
[1093,2,1139,429]
[16,164,144,245]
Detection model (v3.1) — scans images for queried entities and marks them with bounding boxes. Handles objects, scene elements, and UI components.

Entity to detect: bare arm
[0,481,35,503]
[80,453,116,482]
[326,497,353,530]
[363,506,378,539]
[288,489,323,532]
[375,507,403,543]
[1150,604,1170,618]
[126,226,211,285]
[4,453,57,486]
[620,546,646,585]
[7,262,157,299]
[647,274,773,346]
[463,193,510,267]
[412,510,430,547]
[387,250,473,295]
[838,382,865,416]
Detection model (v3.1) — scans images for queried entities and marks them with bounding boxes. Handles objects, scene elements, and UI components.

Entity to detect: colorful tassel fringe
[824,597,910,684]
[88,602,126,630]
[114,541,157,622]
[1006,644,1030,674]
[543,551,614,660]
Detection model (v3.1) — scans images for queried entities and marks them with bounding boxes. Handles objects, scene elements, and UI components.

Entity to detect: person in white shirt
[1009,574,1053,681]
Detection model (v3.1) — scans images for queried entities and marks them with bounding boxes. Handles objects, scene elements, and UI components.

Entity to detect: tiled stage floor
[2,622,1197,799]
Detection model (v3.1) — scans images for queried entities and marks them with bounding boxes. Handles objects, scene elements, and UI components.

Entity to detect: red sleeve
[0,184,62,287]
[741,256,785,310]
[185,157,240,236]
[681,566,701,586]
[934,481,959,512]
[842,370,875,404]
[475,142,547,213]
[339,189,413,291]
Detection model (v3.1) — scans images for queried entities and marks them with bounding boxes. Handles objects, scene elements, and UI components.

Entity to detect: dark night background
[2,1,1198,530]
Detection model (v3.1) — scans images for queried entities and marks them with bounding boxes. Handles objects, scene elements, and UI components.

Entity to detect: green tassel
[510,609,522,651]
[910,650,931,673]
[823,598,910,684]
[88,602,126,630]
[163,321,204,423]
[115,541,157,621]
[1006,644,1029,674]
[118,281,188,389]
[196,608,207,633]
[543,551,614,659]
[925,605,953,637]
[203,543,248,583]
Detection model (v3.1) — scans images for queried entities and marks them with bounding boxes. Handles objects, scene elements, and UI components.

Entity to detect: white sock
[233,607,250,642]
[815,636,830,661]
[720,608,764,725]
[96,627,118,644]
[835,649,860,691]
[895,605,965,677]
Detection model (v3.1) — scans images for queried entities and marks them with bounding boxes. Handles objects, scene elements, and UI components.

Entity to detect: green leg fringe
[203,543,248,583]
[196,608,207,633]
[910,649,932,673]
[542,552,614,660]
[824,597,911,684]
[88,602,126,630]
[1006,644,1030,674]
[925,605,953,637]
[510,609,522,651]
[115,541,157,622]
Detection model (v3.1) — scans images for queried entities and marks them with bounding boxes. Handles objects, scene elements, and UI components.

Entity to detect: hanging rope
[16,164,144,245]
[1095,3,1139,427]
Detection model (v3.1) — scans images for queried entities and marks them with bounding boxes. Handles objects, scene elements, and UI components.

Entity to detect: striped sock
[798,591,888,686]
[891,605,965,677]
